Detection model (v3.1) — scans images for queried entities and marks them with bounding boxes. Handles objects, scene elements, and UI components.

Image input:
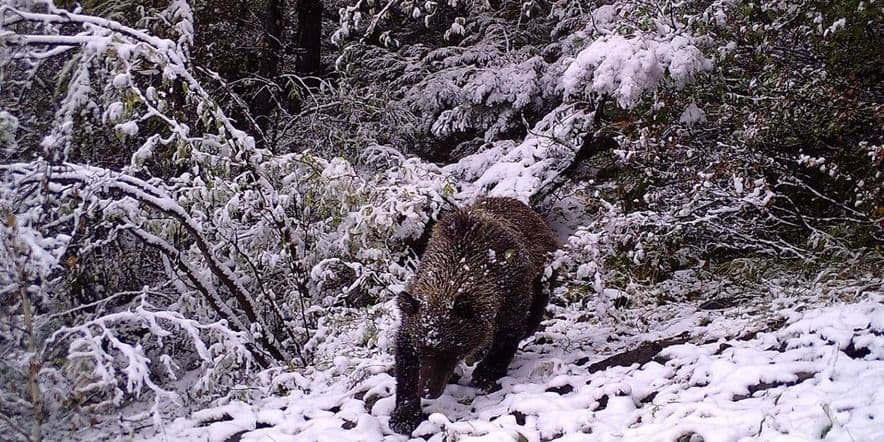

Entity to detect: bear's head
[397,285,496,398]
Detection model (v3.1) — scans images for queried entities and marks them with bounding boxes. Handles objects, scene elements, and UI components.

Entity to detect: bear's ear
[452,297,474,320]
[398,291,420,315]
[444,210,477,239]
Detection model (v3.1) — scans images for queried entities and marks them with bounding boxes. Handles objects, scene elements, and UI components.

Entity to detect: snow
[112,73,130,89]
[449,105,591,202]
[679,102,706,126]
[126,283,884,442]
[116,120,139,137]
[562,34,712,108]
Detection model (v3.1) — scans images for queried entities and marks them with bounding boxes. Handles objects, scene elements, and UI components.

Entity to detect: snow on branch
[0,1,259,166]
[2,161,290,364]
[562,34,712,109]
[448,104,593,202]
[45,291,251,428]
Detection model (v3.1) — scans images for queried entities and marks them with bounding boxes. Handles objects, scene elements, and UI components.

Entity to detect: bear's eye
[398,292,420,314]
[452,299,474,319]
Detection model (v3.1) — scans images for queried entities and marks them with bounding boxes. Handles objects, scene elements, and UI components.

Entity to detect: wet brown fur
[390,197,558,434]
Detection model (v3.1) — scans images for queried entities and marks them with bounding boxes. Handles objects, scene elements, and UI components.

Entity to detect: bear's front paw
[390,404,421,435]
[470,365,505,392]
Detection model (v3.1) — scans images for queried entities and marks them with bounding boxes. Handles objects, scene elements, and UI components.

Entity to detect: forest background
[0,0,881,440]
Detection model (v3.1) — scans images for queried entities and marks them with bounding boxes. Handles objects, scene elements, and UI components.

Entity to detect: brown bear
[389,196,558,434]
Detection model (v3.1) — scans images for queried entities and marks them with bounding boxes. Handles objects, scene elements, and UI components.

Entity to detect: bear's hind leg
[525,271,553,338]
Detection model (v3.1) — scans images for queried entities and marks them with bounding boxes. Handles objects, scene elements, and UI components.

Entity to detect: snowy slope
[131,276,884,442]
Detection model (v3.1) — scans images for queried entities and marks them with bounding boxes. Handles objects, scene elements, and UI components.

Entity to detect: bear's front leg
[390,331,422,434]
[471,332,521,391]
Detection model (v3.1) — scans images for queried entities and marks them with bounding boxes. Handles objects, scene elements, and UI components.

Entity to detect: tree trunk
[252,0,287,147]
[295,0,323,78]
[17,271,42,442]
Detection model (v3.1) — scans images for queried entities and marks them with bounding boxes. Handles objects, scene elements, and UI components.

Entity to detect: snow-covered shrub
[334,0,717,162]
[589,0,884,262]
[334,0,568,159]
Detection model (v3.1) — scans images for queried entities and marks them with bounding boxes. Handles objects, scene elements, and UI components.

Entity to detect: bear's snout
[418,356,457,399]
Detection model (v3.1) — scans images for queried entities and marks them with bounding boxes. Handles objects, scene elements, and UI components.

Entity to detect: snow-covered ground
[129,273,884,442]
